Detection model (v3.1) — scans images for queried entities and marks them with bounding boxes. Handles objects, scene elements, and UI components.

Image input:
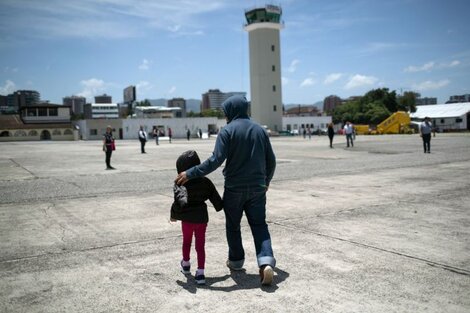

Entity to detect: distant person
[420,116,432,153]
[102,126,115,170]
[175,95,277,286]
[153,128,159,145]
[171,150,223,285]
[186,129,191,141]
[138,125,147,153]
[199,128,203,139]
[327,123,335,148]
[344,121,354,148]
[303,128,306,139]
[307,127,311,140]
[168,127,172,143]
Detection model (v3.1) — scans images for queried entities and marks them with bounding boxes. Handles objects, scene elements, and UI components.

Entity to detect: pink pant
[181,222,207,269]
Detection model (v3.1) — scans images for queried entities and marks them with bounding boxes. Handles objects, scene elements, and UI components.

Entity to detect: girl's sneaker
[180,260,190,275]
[195,269,205,285]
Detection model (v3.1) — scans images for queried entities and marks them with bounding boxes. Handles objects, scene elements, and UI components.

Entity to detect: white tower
[244,5,283,131]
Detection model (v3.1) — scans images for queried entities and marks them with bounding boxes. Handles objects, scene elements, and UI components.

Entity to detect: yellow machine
[353,112,412,135]
[376,111,411,134]
[354,124,371,135]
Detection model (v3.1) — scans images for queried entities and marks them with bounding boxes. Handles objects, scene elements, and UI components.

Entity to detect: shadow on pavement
[176,267,289,293]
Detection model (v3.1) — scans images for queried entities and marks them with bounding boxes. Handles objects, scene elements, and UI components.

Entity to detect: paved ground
[0,133,469,312]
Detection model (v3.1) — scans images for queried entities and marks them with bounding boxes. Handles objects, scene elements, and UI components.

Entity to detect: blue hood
[222,95,249,123]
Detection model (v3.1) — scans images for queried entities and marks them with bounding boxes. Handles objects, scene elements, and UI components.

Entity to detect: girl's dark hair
[176,150,201,173]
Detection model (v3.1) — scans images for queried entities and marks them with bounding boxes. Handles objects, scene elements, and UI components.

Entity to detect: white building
[410,103,470,131]
[122,117,226,139]
[84,103,119,119]
[282,116,332,133]
[134,106,181,118]
[245,5,284,132]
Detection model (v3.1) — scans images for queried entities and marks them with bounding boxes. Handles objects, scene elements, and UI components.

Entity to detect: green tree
[136,99,151,106]
[398,91,417,113]
[332,88,406,125]
[200,109,225,118]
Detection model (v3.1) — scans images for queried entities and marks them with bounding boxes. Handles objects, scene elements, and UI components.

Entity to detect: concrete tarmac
[1,134,469,312]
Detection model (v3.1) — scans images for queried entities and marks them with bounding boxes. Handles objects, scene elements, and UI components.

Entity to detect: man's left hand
[175,171,189,185]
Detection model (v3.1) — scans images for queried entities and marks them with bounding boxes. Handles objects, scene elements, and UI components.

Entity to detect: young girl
[170,150,223,285]
[102,126,115,170]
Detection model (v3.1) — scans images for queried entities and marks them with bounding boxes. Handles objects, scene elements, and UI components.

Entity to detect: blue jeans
[223,186,276,268]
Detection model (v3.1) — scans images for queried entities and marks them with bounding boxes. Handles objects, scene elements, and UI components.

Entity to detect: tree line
[332,88,417,125]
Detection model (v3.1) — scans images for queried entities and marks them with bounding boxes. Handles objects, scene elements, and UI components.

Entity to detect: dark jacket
[327,125,335,137]
[185,96,276,189]
[171,150,223,223]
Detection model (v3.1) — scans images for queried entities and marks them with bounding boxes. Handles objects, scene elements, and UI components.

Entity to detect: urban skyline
[1,0,469,105]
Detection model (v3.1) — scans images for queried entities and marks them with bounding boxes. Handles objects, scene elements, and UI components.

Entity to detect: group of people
[101,98,436,288]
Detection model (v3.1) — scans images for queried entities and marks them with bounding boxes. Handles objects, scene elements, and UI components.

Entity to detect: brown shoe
[259,265,274,286]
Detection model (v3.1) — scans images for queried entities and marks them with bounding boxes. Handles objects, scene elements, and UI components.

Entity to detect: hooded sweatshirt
[171,150,223,223]
[185,96,276,189]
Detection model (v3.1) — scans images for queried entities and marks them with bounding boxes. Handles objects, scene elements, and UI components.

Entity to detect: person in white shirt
[138,125,147,153]
[420,117,432,153]
[344,121,354,148]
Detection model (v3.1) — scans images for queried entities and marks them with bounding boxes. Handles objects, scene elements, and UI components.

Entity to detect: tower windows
[271,45,275,51]
[272,65,275,72]
[273,105,277,112]
[272,85,276,92]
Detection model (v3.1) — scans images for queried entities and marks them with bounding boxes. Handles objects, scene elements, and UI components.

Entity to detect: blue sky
[1,0,469,105]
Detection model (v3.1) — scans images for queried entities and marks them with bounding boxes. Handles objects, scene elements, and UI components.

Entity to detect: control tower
[244,5,283,131]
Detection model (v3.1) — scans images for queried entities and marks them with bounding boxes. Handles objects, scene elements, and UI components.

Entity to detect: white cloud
[324,73,343,85]
[447,60,460,67]
[287,59,300,73]
[4,67,18,73]
[412,79,450,91]
[0,80,16,95]
[0,0,224,40]
[77,78,106,100]
[167,86,176,95]
[281,77,289,86]
[404,62,435,73]
[138,59,150,70]
[136,81,152,91]
[344,74,378,90]
[168,25,181,33]
[300,77,315,87]
[405,60,461,73]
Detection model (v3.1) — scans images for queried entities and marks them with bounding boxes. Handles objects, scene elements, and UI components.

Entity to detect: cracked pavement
[0,134,469,312]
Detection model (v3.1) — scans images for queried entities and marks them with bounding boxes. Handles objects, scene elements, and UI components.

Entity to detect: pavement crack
[271,221,470,277]
[9,158,38,179]
[0,234,183,264]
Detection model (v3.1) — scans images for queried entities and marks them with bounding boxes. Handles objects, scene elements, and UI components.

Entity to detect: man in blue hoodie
[175,95,276,286]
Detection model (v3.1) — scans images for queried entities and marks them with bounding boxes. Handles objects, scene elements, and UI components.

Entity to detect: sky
[1,0,469,106]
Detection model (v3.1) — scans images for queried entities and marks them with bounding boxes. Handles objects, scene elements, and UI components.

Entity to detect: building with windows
[63,95,86,115]
[245,5,283,131]
[446,94,470,104]
[2,90,41,113]
[20,104,71,124]
[134,106,181,118]
[94,94,112,104]
[0,104,75,141]
[201,90,246,112]
[323,95,343,113]
[84,103,119,119]
[415,97,437,106]
[284,105,321,117]
[282,116,332,134]
[167,98,186,117]
[410,102,470,131]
